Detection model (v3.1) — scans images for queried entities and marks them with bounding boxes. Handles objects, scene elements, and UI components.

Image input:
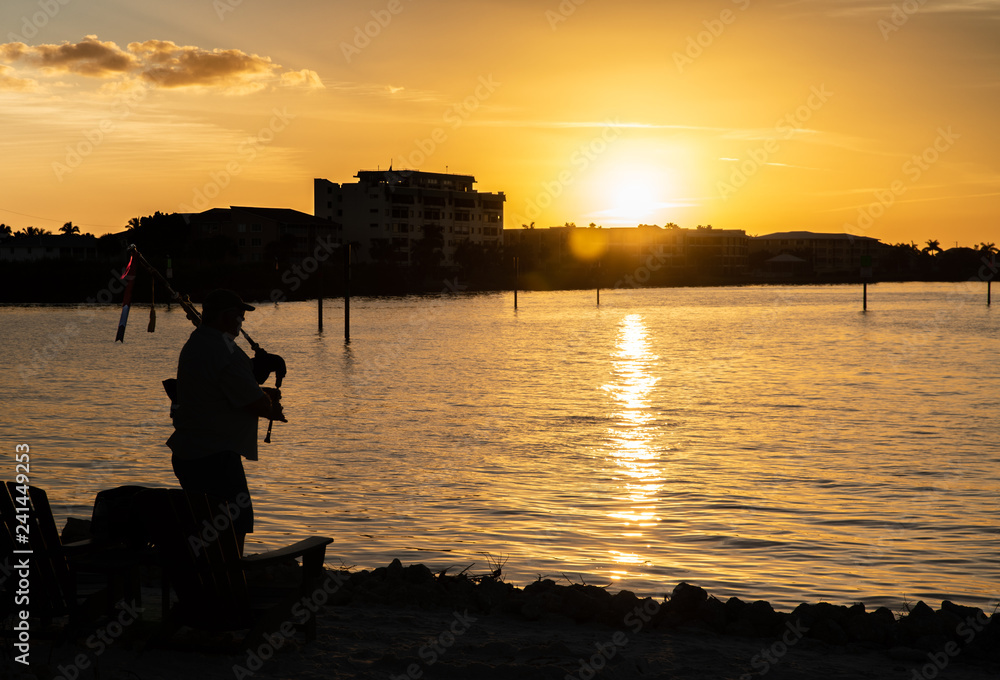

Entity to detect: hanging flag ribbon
[115,255,136,343]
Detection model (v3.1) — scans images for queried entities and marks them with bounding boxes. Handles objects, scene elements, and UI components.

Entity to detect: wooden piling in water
[344,244,351,343]
[514,257,519,310]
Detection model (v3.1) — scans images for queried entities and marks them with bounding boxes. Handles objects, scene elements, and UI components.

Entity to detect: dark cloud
[0,35,136,77]
[0,36,322,94]
[130,40,277,91]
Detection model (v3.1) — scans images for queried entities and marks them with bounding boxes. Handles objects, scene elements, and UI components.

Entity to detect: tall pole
[514,256,519,310]
[344,244,351,343]
[596,260,601,306]
[318,256,324,333]
[860,252,872,312]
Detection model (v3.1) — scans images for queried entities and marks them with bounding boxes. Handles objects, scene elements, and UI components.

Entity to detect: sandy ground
[7,597,998,680]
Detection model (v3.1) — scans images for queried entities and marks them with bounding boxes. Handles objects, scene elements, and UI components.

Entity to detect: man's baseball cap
[202,289,255,318]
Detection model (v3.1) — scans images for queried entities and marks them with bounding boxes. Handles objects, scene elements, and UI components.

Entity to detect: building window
[251,238,262,247]
[238,224,247,233]
[238,238,246,246]
[251,224,262,232]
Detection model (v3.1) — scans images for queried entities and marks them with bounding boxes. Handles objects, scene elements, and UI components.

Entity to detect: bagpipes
[116,244,287,442]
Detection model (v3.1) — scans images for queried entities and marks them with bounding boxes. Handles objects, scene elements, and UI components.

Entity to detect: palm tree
[21,226,52,237]
[922,239,942,256]
[976,241,997,254]
[60,221,80,235]
[0,224,11,237]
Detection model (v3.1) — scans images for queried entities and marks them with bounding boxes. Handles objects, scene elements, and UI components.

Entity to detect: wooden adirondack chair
[136,488,333,645]
[0,482,112,638]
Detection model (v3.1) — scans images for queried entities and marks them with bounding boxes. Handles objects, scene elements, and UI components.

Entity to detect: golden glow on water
[4,285,1000,610]
[603,314,665,570]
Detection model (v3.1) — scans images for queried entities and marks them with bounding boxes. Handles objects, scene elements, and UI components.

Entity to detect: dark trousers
[171,450,254,537]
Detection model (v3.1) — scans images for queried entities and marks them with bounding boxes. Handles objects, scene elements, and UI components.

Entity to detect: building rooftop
[754,231,879,242]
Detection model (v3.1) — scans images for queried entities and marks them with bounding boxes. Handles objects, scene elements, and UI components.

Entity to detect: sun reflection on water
[602,314,665,573]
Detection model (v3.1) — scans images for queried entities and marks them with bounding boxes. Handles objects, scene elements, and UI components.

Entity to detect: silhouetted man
[166,289,283,553]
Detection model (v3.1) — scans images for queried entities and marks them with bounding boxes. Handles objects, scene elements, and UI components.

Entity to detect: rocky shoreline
[8,556,999,680]
[321,558,999,665]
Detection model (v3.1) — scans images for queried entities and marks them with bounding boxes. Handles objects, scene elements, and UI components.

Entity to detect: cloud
[0,64,38,92]
[0,35,136,77]
[280,68,325,90]
[130,39,277,92]
[0,36,322,95]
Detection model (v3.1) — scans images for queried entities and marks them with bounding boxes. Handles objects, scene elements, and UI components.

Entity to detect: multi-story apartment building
[314,170,505,265]
[750,231,884,275]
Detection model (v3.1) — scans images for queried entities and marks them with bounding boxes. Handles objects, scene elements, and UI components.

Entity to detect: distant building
[684,226,749,276]
[183,206,342,264]
[750,231,884,275]
[0,234,100,262]
[314,169,505,265]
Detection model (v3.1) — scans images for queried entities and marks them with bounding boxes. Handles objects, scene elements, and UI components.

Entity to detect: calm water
[2,282,999,610]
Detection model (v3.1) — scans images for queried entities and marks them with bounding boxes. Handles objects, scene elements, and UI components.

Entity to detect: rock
[667,582,708,616]
[846,611,891,646]
[694,596,728,632]
[523,578,557,596]
[899,601,945,641]
[403,563,434,584]
[790,602,851,645]
[871,606,896,626]
[727,600,782,637]
[608,590,640,618]
[724,596,748,621]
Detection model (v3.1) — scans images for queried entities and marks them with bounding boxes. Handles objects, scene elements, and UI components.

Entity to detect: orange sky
[0,0,998,247]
